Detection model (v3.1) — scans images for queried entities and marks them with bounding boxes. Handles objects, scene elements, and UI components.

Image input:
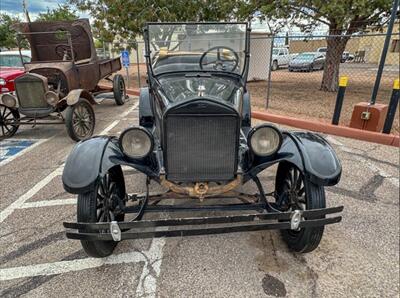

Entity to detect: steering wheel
[55,44,77,60]
[199,46,239,72]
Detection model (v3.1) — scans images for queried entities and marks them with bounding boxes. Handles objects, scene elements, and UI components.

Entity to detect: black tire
[0,104,20,140]
[308,64,314,72]
[77,166,125,258]
[275,162,326,253]
[65,98,95,142]
[271,60,278,71]
[113,74,126,105]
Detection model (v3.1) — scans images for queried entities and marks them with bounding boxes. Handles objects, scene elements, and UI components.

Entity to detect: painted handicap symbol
[0,140,36,163]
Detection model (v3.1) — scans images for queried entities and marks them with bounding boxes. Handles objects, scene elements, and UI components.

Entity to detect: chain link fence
[254,33,399,131]
[97,32,399,132]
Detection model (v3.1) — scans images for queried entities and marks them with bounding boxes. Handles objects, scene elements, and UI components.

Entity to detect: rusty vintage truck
[0,19,126,141]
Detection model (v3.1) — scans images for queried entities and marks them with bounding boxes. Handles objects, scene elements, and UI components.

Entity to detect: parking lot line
[100,102,139,135]
[0,250,146,281]
[136,238,166,298]
[0,167,63,223]
[0,99,167,296]
[20,198,76,209]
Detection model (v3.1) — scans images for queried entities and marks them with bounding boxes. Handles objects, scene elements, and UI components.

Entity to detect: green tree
[70,0,239,44]
[237,0,394,91]
[36,4,79,21]
[0,14,22,49]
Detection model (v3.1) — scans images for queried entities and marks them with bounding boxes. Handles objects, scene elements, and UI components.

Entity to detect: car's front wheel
[65,98,95,142]
[0,104,19,140]
[275,162,326,253]
[77,166,126,258]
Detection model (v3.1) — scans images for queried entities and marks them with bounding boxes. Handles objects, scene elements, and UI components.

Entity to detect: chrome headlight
[44,91,59,106]
[248,124,282,156]
[119,127,153,159]
[0,93,17,108]
[0,78,6,86]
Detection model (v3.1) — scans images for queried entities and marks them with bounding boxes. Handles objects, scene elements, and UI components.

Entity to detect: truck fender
[139,87,154,128]
[65,89,97,105]
[62,136,158,194]
[278,131,341,186]
[246,131,341,186]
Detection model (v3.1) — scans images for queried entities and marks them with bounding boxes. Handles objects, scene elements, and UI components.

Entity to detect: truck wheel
[271,60,278,71]
[0,104,20,140]
[65,98,95,142]
[77,166,125,258]
[275,162,326,253]
[113,74,126,105]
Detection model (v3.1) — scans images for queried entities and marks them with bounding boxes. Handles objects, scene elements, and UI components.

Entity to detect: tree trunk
[320,35,349,92]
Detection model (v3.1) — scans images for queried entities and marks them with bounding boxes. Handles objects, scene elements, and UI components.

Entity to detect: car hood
[0,67,25,78]
[289,60,312,65]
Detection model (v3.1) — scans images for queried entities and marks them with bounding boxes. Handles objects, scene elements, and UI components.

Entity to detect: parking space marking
[0,138,48,167]
[20,198,76,209]
[0,250,146,281]
[136,238,166,298]
[100,102,139,135]
[0,100,166,296]
[0,167,63,223]
[1,100,140,221]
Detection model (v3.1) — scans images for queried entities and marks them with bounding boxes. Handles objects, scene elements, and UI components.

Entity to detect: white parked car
[271,47,296,70]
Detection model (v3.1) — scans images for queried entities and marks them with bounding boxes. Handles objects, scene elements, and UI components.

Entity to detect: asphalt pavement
[0,96,399,298]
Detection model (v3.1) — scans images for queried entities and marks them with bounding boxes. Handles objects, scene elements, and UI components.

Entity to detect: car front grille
[15,74,48,109]
[165,114,239,182]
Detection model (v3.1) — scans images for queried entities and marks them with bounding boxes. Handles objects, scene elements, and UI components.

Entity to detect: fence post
[332,76,348,125]
[265,36,274,109]
[369,0,399,105]
[382,78,399,134]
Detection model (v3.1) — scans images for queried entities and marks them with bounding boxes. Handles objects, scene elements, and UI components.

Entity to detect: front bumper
[64,206,343,241]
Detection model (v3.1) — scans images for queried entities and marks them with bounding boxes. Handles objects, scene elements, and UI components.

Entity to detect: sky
[0,0,88,20]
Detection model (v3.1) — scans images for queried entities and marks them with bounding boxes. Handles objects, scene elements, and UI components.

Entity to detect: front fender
[64,89,97,105]
[246,131,341,186]
[62,136,158,194]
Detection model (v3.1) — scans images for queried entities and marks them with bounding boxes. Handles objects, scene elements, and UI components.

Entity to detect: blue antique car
[62,23,343,258]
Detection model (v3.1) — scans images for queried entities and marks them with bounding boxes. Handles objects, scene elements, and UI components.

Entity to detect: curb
[252,111,399,147]
[126,88,140,96]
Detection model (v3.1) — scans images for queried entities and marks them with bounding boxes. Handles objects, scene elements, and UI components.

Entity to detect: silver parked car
[288,52,325,72]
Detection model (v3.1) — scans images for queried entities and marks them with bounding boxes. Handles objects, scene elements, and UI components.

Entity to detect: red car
[0,50,31,93]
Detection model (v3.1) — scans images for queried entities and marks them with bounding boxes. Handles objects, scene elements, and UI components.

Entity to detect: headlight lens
[249,124,282,156]
[0,78,6,86]
[44,91,59,106]
[119,127,153,159]
[0,93,17,108]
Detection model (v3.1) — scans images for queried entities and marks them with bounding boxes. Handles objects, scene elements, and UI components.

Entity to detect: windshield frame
[144,22,250,82]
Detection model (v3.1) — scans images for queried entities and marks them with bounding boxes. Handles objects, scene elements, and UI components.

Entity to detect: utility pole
[22,0,31,23]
